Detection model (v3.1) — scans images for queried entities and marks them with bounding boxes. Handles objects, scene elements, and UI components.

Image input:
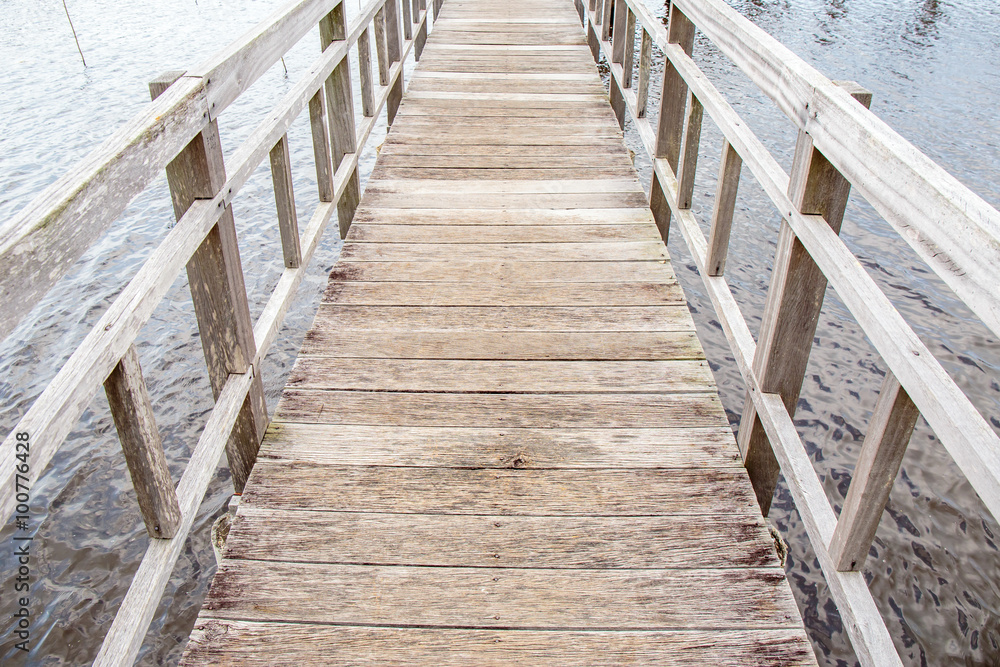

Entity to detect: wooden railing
[0,0,436,663]
[579,0,1000,665]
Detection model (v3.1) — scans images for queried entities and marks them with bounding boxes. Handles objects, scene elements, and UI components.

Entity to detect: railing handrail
[579,0,1000,665]
[1,0,433,663]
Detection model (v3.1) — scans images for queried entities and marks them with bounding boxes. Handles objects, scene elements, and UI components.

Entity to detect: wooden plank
[201,561,799,628]
[321,281,684,305]
[308,90,335,202]
[705,139,742,276]
[269,134,302,268]
[275,391,725,428]
[676,92,703,209]
[828,372,919,571]
[300,331,704,359]
[635,27,651,114]
[244,463,753,515]
[340,241,668,261]
[312,304,697,332]
[328,260,674,282]
[226,509,776,568]
[351,206,651,224]
[289,358,714,393]
[357,27,375,116]
[622,7,636,87]
[183,621,817,666]
[611,0,629,64]
[370,166,640,180]
[374,6,390,85]
[103,345,182,539]
[358,191,649,207]
[258,423,740,468]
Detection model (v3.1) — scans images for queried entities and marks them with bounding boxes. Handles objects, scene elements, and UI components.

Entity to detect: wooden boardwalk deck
[181,0,817,663]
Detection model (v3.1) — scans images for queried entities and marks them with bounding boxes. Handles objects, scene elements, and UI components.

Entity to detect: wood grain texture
[180,0,814,662]
[183,622,816,666]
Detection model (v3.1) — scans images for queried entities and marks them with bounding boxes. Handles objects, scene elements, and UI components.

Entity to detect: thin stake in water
[61,0,86,67]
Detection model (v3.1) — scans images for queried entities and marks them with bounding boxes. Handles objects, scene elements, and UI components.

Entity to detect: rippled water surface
[1,0,999,664]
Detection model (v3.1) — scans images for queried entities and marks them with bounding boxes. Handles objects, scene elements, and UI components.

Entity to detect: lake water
[1,0,998,664]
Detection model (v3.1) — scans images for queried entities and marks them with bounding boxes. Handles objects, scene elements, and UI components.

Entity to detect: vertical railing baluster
[308,90,335,202]
[611,0,628,64]
[320,4,361,237]
[829,371,919,571]
[401,0,413,41]
[375,6,391,86]
[649,4,695,242]
[677,92,703,209]
[705,139,742,276]
[103,344,182,539]
[636,27,652,116]
[415,0,428,60]
[738,82,873,514]
[358,27,376,117]
[384,0,404,124]
[622,8,636,89]
[601,0,614,41]
[269,133,302,268]
[149,71,268,493]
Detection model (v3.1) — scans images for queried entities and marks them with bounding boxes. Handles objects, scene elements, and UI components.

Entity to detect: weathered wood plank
[321,281,684,306]
[226,509,775,568]
[346,224,658,243]
[183,622,817,666]
[312,304,697,332]
[289,358,713,393]
[350,206,651,224]
[269,134,302,268]
[329,260,674,282]
[340,241,668,261]
[201,561,799,628]
[258,423,740,468]
[300,330,704,359]
[275,390,725,427]
[706,139,742,276]
[244,463,753,515]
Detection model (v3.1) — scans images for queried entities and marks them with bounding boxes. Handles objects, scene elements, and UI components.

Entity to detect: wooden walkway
[181,0,816,663]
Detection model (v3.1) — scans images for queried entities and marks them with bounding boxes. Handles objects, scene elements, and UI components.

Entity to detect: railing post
[829,371,919,571]
[358,28,376,117]
[308,90,335,203]
[676,91,703,209]
[601,0,613,41]
[433,0,443,20]
[375,7,391,87]
[649,4,695,242]
[622,7,636,89]
[635,27,652,117]
[611,0,628,64]
[384,0,404,125]
[705,139,742,276]
[103,344,182,539]
[415,0,428,60]
[401,0,413,40]
[738,82,873,514]
[269,133,301,268]
[320,4,361,237]
[149,71,268,493]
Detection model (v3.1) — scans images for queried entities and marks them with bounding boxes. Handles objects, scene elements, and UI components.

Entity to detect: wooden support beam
[676,92,703,210]
[610,76,626,130]
[400,0,413,41]
[622,8,636,88]
[601,0,613,41]
[269,134,301,269]
[415,10,428,60]
[149,72,268,493]
[308,90,335,203]
[611,0,628,64]
[738,83,873,514]
[706,139,742,276]
[320,4,361,237]
[829,372,919,571]
[587,20,601,62]
[384,0,404,125]
[103,345,182,540]
[375,7,390,86]
[649,5,695,243]
[636,27,651,117]
[358,28,376,117]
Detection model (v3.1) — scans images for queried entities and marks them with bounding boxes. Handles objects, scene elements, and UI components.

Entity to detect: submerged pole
[61,0,86,67]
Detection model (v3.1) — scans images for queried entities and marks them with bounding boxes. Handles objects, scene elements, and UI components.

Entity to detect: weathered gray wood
[347,224,660,243]
[374,6,391,85]
[357,27,375,116]
[415,9,428,60]
[184,622,816,666]
[308,90,335,202]
[150,73,268,494]
[635,27,651,116]
[677,92,703,210]
[227,509,774,567]
[611,0,629,64]
[259,423,738,468]
[600,0,613,41]
[400,0,413,40]
[269,134,302,269]
[384,0,404,124]
[706,139,742,276]
[829,372,919,571]
[737,84,872,515]
[103,345,182,539]
[341,240,667,261]
[322,280,684,305]
[622,8,636,87]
